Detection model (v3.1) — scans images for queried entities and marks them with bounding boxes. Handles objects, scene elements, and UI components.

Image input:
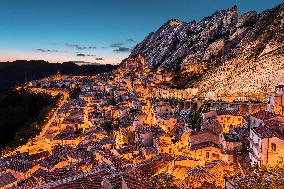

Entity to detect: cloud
[76,53,96,57]
[35,48,58,53]
[65,43,97,50]
[95,57,104,60]
[126,38,137,43]
[113,47,131,53]
[110,42,123,48]
[68,61,104,65]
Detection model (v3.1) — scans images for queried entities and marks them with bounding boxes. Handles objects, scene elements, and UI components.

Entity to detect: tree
[107,97,116,105]
[101,119,114,134]
[0,89,59,153]
[199,100,210,113]
[188,110,202,131]
[69,84,81,99]
[187,101,211,131]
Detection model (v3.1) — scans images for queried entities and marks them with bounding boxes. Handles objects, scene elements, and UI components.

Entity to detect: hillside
[0,89,60,151]
[129,3,284,100]
[0,60,117,92]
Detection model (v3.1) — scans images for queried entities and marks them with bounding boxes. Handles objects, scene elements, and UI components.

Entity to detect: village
[1,55,284,189]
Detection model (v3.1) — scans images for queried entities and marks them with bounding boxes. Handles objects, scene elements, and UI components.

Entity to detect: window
[271,143,277,152]
[206,152,210,158]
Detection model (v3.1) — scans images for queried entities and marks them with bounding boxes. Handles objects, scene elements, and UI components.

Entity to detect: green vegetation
[101,119,115,134]
[69,84,81,99]
[188,101,210,131]
[188,110,203,131]
[107,97,116,106]
[0,88,61,153]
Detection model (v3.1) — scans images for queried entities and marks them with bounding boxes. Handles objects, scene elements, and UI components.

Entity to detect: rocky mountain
[128,3,284,100]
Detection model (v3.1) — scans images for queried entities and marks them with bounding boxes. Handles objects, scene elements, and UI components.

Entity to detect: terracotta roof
[253,126,274,139]
[190,141,220,151]
[191,128,219,136]
[116,146,139,155]
[0,172,16,187]
[183,166,218,188]
[253,126,284,140]
[6,160,34,173]
[251,110,278,121]
[31,168,48,178]
[264,119,280,128]
[216,109,241,116]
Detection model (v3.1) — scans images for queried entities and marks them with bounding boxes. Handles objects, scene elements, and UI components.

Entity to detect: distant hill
[0,60,117,92]
[128,3,284,99]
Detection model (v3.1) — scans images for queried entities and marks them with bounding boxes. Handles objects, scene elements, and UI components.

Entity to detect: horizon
[0,0,283,64]
[0,59,116,66]
[1,1,284,188]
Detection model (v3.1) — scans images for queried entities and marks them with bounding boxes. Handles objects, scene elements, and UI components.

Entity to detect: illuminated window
[206,152,209,158]
[271,143,277,152]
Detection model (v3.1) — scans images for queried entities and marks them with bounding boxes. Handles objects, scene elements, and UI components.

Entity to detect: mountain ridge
[126,3,284,100]
[0,60,117,92]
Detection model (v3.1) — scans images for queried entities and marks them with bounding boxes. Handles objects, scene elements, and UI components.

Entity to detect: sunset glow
[0,1,284,189]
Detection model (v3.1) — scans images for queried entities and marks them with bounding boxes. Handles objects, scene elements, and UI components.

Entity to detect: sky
[0,0,282,65]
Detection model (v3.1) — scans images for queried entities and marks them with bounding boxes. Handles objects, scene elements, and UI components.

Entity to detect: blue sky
[0,0,282,64]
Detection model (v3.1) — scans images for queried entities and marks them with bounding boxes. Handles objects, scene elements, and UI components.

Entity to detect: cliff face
[128,3,284,99]
[195,3,284,99]
[130,6,237,71]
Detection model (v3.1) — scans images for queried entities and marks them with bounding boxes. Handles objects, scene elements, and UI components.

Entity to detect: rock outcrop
[127,3,284,99]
